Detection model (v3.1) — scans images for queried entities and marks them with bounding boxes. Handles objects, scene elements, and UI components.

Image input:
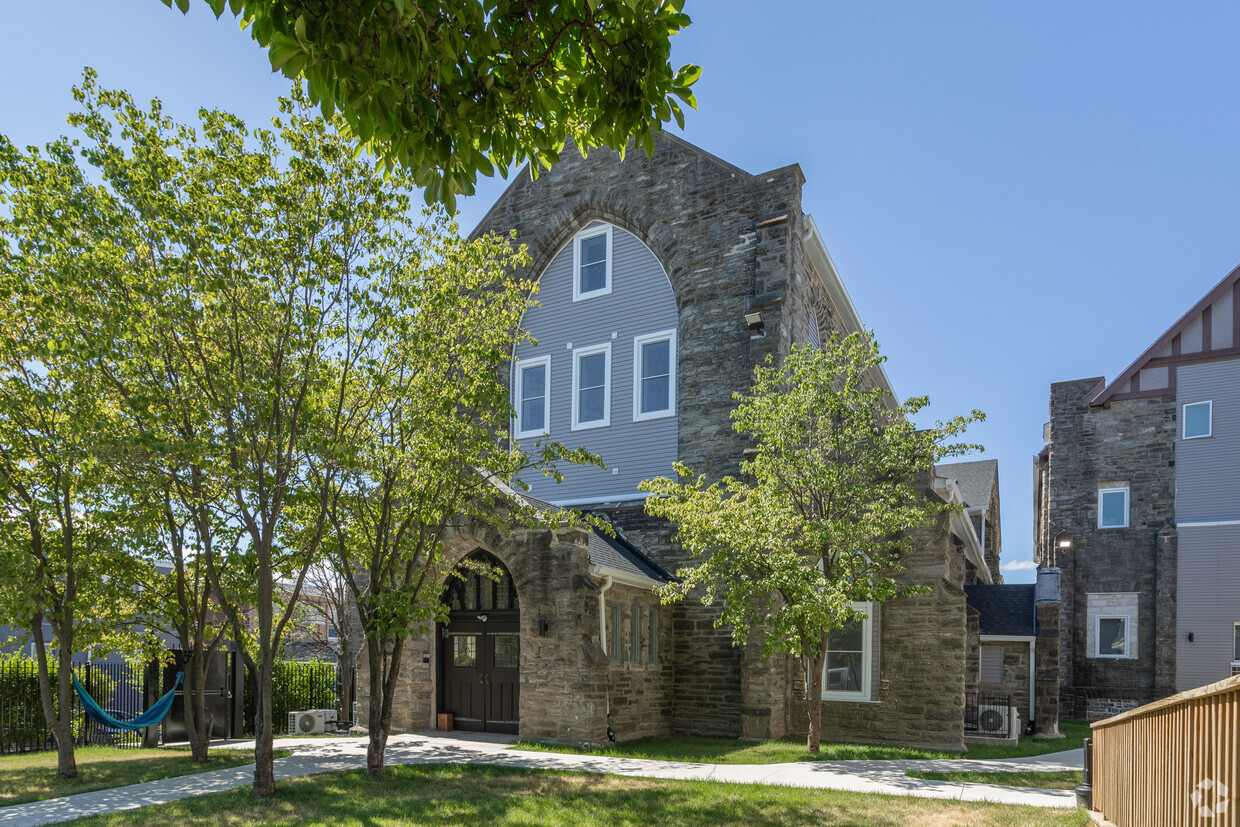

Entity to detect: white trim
[979,635,1037,642]
[589,564,661,590]
[1177,519,1240,528]
[632,329,677,422]
[513,355,551,439]
[1094,614,1130,658]
[571,342,611,430]
[545,493,652,508]
[822,602,873,702]
[1098,486,1130,529]
[1182,400,1213,439]
[572,224,612,302]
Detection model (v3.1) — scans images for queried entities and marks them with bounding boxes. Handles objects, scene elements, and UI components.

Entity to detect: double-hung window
[514,356,550,438]
[633,330,676,421]
[573,225,612,301]
[822,602,873,701]
[1098,486,1129,529]
[572,343,611,430]
[1183,400,1212,439]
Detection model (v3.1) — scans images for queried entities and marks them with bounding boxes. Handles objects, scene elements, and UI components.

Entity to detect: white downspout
[598,575,614,655]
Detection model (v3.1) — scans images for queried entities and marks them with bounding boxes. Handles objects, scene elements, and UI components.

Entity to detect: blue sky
[5,2,1240,582]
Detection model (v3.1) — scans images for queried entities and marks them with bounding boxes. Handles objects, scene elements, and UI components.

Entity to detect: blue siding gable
[513,222,679,505]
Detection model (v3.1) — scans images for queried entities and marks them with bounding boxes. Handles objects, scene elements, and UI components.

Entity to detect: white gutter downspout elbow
[598,575,614,656]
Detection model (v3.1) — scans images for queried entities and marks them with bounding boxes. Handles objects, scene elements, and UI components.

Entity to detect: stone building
[358,134,1005,750]
[1034,263,1240,719]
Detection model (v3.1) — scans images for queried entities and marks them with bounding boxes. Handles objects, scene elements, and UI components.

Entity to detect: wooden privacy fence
[1092,674,1239,826]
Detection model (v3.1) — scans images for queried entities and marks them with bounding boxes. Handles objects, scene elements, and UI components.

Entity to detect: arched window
[443,551,518,613]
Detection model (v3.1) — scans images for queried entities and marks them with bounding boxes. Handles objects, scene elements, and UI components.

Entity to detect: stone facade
[358,134,989,750]
[1034,378,1177,718]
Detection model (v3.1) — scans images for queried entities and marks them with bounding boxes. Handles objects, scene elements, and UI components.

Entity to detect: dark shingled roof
[588,529,674,584]
[936,459,998,511]
[965,584,1036,637]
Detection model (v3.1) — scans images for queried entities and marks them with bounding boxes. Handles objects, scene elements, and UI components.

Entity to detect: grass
[70,764,1089,826]
[0,745,292,807]
[510,721,1091,764]
[906,770,1084,791]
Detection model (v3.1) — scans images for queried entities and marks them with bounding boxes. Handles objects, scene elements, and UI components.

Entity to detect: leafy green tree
[0,141,156,776]
[164,0,700,209]
[640,333,983,752]
[305,212,597,776]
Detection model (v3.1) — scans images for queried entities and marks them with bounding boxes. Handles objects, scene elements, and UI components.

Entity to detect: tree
[640,332,983,752]
[310,212,597,776]
[164,0,700,209]
[0,137,155,776]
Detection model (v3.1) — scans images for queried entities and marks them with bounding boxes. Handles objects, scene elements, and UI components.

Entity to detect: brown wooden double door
[439,613,519,734]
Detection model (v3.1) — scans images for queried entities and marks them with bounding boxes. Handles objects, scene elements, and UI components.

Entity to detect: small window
[1233,623,1239,662]
[1183,401,1212,439]
[648,611,658,665]
[980,646,1003,683]
[1098,487,1129,529]
[326,625,338,640]
[1096,616,1128,657]
[633,330,676,421]
[823,603,872,701]
[630,607,640,664]
[514,356,550,438]
[572,343,611,430]
[610,604,622,662]
[573,225,612,301]
[453,635,477,668]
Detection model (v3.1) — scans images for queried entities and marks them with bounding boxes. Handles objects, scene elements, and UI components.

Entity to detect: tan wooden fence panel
[1091,674,1238,827]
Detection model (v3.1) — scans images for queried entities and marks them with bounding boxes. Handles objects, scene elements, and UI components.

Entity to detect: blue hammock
[73,671,184,731]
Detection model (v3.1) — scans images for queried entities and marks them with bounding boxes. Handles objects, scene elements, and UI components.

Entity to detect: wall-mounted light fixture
[1053,532,1072,567]
[745,312,765,337]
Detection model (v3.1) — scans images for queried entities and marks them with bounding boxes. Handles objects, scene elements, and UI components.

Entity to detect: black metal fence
[0,659,147,754]
[964,691,1013,738]
[242,661,354,735]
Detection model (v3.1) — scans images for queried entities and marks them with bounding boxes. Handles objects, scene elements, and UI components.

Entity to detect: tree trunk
[805,648,826,754]
[365,636,387,777]
[185,649,212,762]
[30,615,77,778]
[251,652,275,797]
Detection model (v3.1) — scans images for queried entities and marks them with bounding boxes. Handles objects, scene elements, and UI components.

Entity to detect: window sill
[821,694,878,704]
[513,428,550,441]
[1090,654,1132,660]
[633,409,674,423]
[572,287,613,303]
[571,419,610,432]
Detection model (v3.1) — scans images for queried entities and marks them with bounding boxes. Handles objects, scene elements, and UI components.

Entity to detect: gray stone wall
[978,641,1031,721]
[1034,601,1061,736]
[1042,377,1177,718]
[784,512,969,752]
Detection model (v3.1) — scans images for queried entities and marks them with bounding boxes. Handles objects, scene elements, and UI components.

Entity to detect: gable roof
[965,584,1036,637]
[935,459,998,512]
[1091,262,1240,406]
[587,529,674,586]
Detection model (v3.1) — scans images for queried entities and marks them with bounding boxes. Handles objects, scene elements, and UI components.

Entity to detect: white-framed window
[633,329,676,421]
[822,602,873,701]
[1098,486,1129,529]
[979,645,1003,683]
[571,343,611,430]
[514,355,551,438]
[327,624,338,640]
[572,224,612,302]
[1095,615,1129,658]
[1183,400,1212,439]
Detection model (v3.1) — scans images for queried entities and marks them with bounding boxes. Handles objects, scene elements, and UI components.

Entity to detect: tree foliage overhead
[641,332,984,752]
[165,0,700,209]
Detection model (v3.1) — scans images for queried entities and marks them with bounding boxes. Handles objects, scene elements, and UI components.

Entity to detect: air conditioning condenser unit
[288,709,337,735]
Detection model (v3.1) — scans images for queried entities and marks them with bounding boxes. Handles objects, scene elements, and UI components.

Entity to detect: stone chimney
[1034,567,1063,738]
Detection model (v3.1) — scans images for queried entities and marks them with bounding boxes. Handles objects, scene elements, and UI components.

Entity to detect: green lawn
[70,764,1088,826]
[511,721,1090,764]
[0,745,291,807]
[906,770,1084,791]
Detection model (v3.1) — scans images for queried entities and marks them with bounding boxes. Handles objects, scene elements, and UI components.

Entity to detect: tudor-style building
[1035,263,1240,719]
[356,134,1004,749]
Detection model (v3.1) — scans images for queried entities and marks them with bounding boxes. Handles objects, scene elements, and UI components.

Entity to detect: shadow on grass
[70,765,1089,827]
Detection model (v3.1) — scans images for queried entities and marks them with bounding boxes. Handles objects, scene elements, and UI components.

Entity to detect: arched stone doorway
[438,550,520,734]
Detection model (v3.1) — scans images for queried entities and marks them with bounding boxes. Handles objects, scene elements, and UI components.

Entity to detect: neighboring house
[1034,263,1240,719]
[357,134,1002,749]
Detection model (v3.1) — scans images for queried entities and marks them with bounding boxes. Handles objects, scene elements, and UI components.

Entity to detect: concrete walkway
[0,732,1082,825]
